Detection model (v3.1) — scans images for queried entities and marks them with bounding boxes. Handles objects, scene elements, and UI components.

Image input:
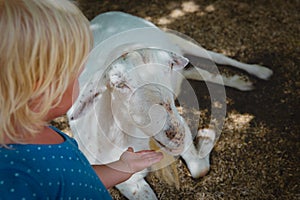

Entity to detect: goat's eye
[158,102,172,112]
[117,82,125,88]
[170,62,174,69]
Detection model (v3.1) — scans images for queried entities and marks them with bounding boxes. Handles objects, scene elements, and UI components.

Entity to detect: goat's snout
[165,123,184,145]
[166,128,176,140]
[152,114,185,155]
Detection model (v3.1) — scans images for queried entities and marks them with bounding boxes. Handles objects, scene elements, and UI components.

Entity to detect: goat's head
[68,48,189,155]
[105,48,189,155]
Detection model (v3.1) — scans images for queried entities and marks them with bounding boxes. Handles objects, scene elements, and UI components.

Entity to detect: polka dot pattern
[0,126,112,199]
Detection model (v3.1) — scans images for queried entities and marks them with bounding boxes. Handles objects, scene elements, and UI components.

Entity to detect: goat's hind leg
[166,31,255,90]
[165,30,272,79]
[166,31,272,90]
[207,51,273,80]
[182,66,254,91]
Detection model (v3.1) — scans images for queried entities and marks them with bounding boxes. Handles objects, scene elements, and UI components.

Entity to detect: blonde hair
[0,0,93,144]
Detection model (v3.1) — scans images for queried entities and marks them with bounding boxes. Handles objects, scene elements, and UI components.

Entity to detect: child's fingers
[141,152,163,161]
[126,148,156,154]
[135,150,157,153]
[127,147,134,152]
[123,151,163,172]
[146,154,163,165]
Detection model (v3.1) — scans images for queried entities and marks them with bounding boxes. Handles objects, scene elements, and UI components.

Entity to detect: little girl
[0,0,163,199]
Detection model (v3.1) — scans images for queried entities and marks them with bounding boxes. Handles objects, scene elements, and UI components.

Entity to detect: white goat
[67,12,272,199]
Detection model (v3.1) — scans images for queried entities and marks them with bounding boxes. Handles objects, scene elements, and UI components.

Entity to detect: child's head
[0,0,93,144]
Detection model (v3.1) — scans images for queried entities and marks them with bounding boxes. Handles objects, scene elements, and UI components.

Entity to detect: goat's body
[68,12,273,200]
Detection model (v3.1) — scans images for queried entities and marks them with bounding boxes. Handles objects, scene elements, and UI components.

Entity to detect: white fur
[67,12,272,200]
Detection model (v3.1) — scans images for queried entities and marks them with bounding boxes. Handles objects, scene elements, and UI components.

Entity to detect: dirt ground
[52,0,299,199]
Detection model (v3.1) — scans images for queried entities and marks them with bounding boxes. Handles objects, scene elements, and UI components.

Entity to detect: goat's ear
[169,52,189,71]
[68,84,107,121]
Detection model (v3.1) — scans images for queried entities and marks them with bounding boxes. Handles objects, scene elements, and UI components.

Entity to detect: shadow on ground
[52,0,299,199]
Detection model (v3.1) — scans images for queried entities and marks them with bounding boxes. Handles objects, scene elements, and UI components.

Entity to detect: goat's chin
[153,139,184,156]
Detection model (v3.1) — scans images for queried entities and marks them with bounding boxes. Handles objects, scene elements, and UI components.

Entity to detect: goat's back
[79,12,181,86]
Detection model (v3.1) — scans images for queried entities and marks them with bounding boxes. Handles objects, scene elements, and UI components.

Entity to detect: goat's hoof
[188,157,210,179]
[251,65,273,80]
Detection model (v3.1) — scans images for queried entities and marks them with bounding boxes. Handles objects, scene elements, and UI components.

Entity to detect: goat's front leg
[180,122,215,178]
[115,172,157,200]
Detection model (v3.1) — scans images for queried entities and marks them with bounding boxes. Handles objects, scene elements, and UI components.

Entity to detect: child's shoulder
[0,127,80,167]
[49,126,77,145]
[0,127,110,199]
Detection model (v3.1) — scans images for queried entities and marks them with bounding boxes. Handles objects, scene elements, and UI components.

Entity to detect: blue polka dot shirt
[0,126,112,200]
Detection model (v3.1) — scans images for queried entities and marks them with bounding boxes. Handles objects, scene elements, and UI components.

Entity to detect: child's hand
[119,147,163,173]
[96,147,163,188]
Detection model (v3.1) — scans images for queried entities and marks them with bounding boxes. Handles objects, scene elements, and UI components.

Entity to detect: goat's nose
[165,124,184,144]
[166,128,177,140]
